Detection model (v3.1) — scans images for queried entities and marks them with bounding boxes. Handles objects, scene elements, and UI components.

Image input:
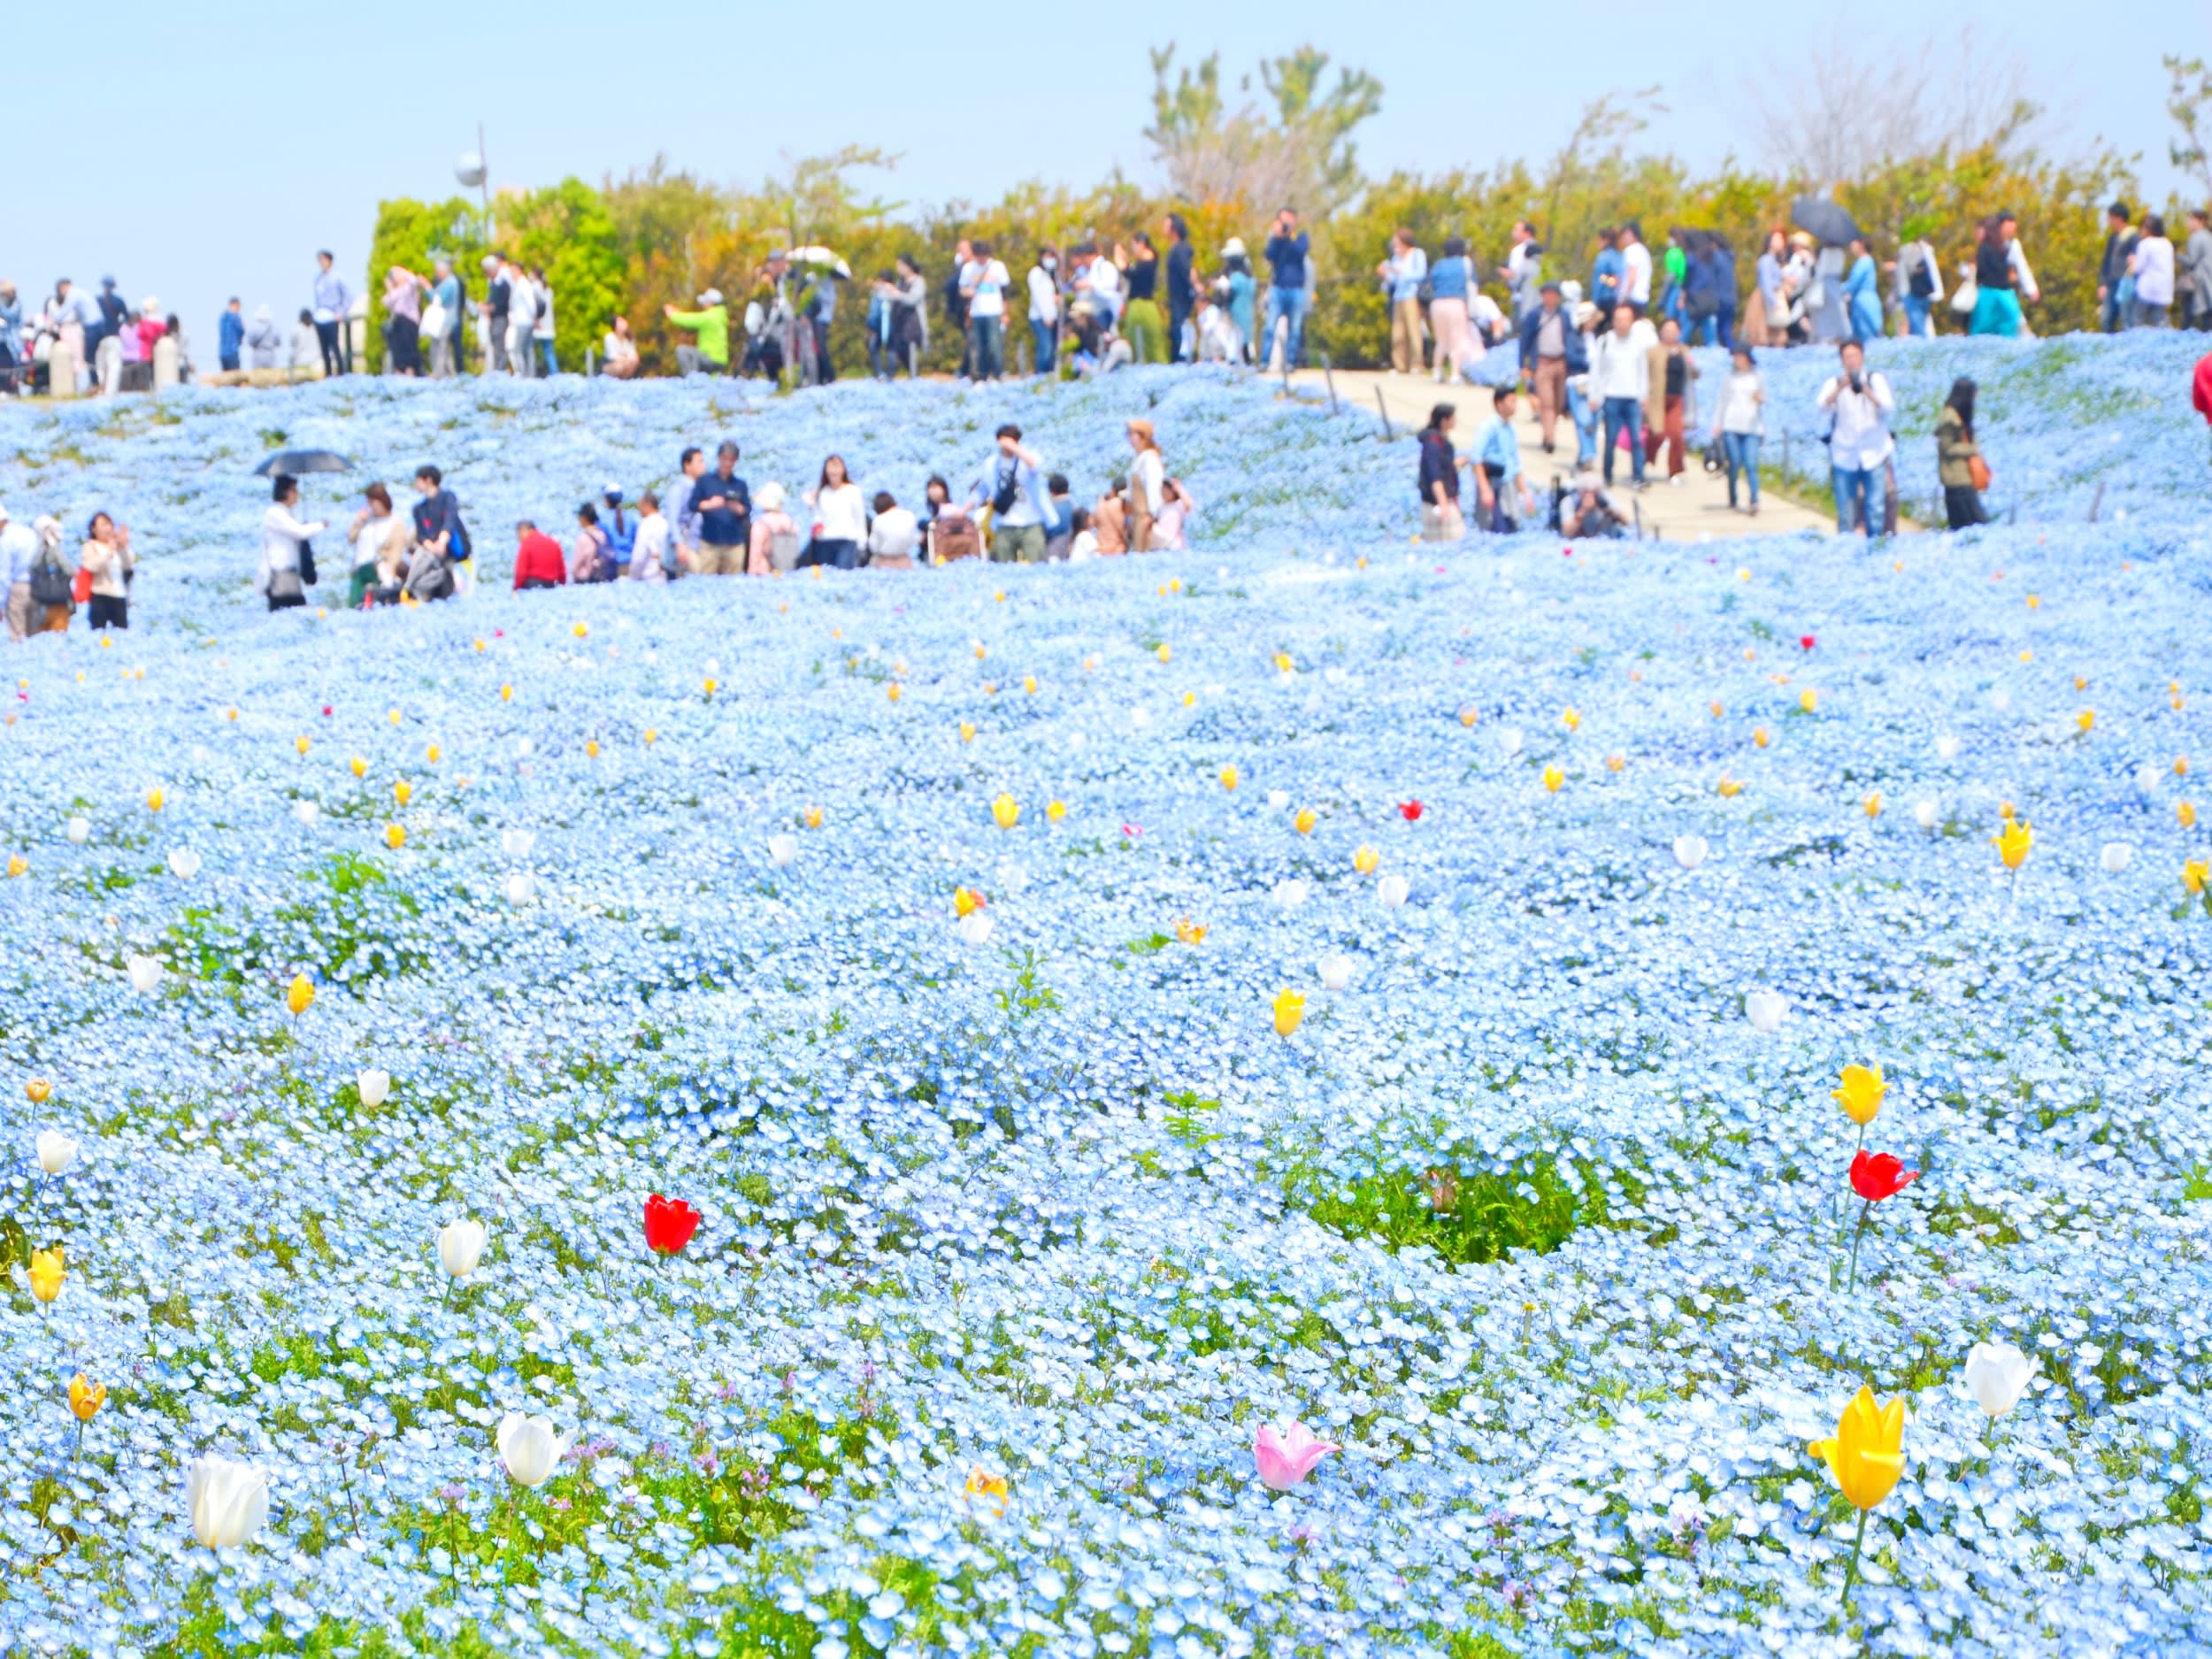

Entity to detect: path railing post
[1374,387,1394,440]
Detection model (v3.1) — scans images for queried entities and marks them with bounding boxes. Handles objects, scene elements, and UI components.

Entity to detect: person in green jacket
[664,288,730,374]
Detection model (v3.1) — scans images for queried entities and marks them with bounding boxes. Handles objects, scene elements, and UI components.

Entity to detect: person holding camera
[1262,208,1311,369]
[1816,339,1896,536]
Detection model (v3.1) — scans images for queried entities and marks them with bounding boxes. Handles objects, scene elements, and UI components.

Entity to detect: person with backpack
[23,516,74,634]
[597,486,635,569]
[1816,339,1895,537]
[258,476,325,612]
[406,465,470,600]
[1471,387,1533,534]
[570,503,613,583]
[1936,377,1989,529]
[1517,281,1584,453]
[694,442,751,575]
[1893,227,1943,338]
[966,423,1049,564]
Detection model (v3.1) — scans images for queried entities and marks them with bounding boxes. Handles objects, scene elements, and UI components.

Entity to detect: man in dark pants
[311,251,351,376]
[1164,213,1195,362]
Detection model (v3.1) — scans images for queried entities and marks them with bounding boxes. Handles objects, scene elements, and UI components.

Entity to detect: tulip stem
[1840,1125,1866,1233]
[1840,1507,1868,1609]
[1846,1200,1872,1292]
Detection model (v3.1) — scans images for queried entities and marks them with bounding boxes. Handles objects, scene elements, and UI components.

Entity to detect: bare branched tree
[1144,43,1383,218]
[1741,27,2039,183]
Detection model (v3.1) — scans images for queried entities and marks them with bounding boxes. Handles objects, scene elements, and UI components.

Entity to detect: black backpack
[28,547,73,609]
[1908,249,1935,299]
[990,457,1020,516]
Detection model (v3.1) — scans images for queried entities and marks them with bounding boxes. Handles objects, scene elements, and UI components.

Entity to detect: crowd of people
[1417,328,1996,541]
[0,417,1200,639]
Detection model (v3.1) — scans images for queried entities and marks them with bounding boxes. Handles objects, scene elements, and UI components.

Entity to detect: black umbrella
[1791,196,1863,250]
[253,449,354,477]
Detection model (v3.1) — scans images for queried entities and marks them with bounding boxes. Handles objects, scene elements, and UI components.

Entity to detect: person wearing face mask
[1027,246,1061,377]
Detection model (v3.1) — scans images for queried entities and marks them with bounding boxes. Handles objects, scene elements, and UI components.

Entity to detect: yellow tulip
[1809,1386,1906,1512]
[1353,845,1380,875]
[887,684,902,703]
[295,734,311,757]
[28,1247,64,1303]
[2181,801,2198,829]
[1046,800,1067,823]
[1995,819,2033,871]
[1863,792,1882,819]
[385,824,406,849]
[1800,688,1818,713]
[388,709,403,726]
[394,780,411,805]
[1220,764,1239,792]
[803,804,825,829]
[1294,808,1317,835]
[704,678,718,696]
[2177,756,2191,776]
[973,643,987,660]
[226,707,239,722]
[1272,652,1293,673]
[287,974,316,1016]
[1753,726,1770,749]
[831,627,843,641]
[2076,710,2094,733]
[964,1464,1010,1518]
[2072,673,2086,690]
[1181,690,1195,707]
[350,756,367,779]
[642,728,657,746]
[2185,859,2209,896]
[69,1373,104,1421]
[1709,700,1724,718]
[1999,800,2016,820]
[572,622,588,638]
[5,855,24,879]
[1542,764,1563,794]
[1174,917,1207,945]
[953,886,986,919]
[586,741,601,758]
[1271,989,1306,1037]
[27,1078,51,1103]
[1022,675,1038,695]
[1562,708,1581,732]
[959,722,976,744]
[1717,776,1744,798]
[2028,594,2041,610]
[1832,1064,1886,1127]
[1459,705,1479,727]
[1156,643,1171,664]
[146,787,164,812]
[1606,753,1626,773]
[992,794,1020,830]
[500,684,513,703]
[426,743,442,764]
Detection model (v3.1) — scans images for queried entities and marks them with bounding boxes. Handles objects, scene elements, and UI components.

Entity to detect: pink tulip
[1253,1418,1340,1491]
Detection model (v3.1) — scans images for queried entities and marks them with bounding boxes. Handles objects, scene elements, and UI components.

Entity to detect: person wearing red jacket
[511,520,568,591]
[2193,349,2212,437]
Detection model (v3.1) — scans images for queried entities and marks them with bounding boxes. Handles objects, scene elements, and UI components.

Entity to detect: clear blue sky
[8,2,2198,347]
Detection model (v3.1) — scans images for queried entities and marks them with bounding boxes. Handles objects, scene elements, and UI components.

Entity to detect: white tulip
[1744,990,1786,1033]
[2136,765,2162,796]
[956,910,995,946]
[1935,734,1962,762]
[1129,705,1150,728]
[2101,841,2133,873]
[504,872,535,905]
[1962,1340,2038,1419]
[516,737,534,758]
[167,849,202,879]
[766,833,798,868]
[1273,879,1309,908]
[65,816,89,845]
[439,1217,488,1279]
[1378,874,1410,908]
[1914,800,1939,831]
[293,801,319,827]
[495,1413,570,1488]
[186,1454,269,1548]
[995,859,1029,893]
[357,1069,390,1109]
[126,955,164,995]
[1499,726,1525,757]
[502,829,536,858]
[1672,835,1707,871]
[1267,789,1290,810]
[1989,689,2011,713]
[35,1131,77,1176]
[1318,954,1353,991]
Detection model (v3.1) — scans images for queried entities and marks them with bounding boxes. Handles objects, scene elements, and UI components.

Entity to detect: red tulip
[1848,1149,1918,1203]
[1800,634,1816,651]
[1399,801,1424,822]
[643,1193,701,1256]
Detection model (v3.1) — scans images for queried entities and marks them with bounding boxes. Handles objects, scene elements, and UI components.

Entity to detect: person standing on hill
[1471,387,1533,533]
[1378,228,1428,376]
[946,238,974,375]
[480,256,509,374]
[1591,229,1623,315]
[1502,221,1542,323]
[2183,209,2212,329]
[1517,282,1582,453]
[1816,339,1895,536]
[1969,218,2024,337]
[2129,215,2174,327]
[311,251,351,377]
[1843,237,1883,342]
[1027,246,1061,376]
[1893,228,1943,338]
[218,298,245,373]
[1426,236,1479,384]
[694,442,751,575]
[1121,234,1165,365]
[1617,223,1653,318]
[962,241,1012,380]
[1936,377,1988,529]
[1590,303,1648,489]
[2100,203,2139,334]
[1164,215,1196,362]
[1262,208,1311,369]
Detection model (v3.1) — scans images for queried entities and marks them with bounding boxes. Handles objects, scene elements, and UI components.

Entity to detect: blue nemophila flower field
[1,343,2210,1658]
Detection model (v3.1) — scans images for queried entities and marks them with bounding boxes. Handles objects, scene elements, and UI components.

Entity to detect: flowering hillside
[2,357,2210,1657]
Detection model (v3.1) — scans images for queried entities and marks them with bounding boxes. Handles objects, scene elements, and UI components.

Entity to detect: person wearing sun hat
[664,288,729,375]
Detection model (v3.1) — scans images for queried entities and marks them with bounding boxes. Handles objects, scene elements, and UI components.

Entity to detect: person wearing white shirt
[1086,251,1122,327]
[1815,340,1895,536]
[803,455,868,569]
[504,262,537,379]
[629,493,670,583]
[1618,224,1654,311]
[1026,249,1061,377]
[960,240,1011,381]
[2129,214,2176,326]
[1374,229,1430,374]
[257,475,326,611]
[1588,304,1650,488]
[865,493,919,570]
[1,500,41,641]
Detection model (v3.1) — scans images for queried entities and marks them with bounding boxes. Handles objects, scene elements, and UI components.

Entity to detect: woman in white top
[257,475,326,611]
[1709,345,1767,515]
[602,315,640,379]
[803,456,868,570]
[2130,214,2176,327]
[1124,419,1166,551]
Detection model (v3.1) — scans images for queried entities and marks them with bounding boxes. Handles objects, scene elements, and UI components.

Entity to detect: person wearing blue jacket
[1842,237,1884,342]
[1471,386,1534,533]
[694,442,752,575]
[1683,238,1736,349]
[218,299,245,373]
[1261,208,1312,368]
[1517,282,1587,454]
[1591,230,1624,315]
